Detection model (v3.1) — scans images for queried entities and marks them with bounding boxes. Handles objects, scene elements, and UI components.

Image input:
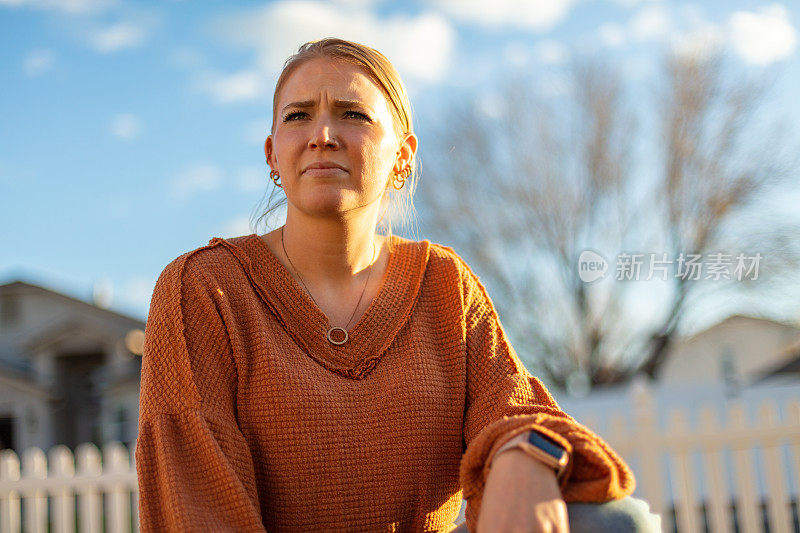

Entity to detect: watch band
[491,430,570,481]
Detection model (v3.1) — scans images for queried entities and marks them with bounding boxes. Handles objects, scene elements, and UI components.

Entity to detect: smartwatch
[491,430,570,481]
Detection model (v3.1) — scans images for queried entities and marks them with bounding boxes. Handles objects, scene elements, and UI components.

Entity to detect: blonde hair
[253,37,419,250]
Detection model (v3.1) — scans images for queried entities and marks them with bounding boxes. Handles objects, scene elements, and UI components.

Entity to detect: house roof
[0,279,146,326]
[675,313,800,345]
[753,340,800,381]
[20,315,124,352]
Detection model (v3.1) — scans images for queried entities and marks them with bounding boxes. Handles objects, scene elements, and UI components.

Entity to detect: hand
[476,448,569,533]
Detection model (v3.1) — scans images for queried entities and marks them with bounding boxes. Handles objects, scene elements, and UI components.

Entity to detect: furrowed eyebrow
[281,99,371,114]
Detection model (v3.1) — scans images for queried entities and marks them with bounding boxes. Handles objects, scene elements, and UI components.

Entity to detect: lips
[303,161,346,173]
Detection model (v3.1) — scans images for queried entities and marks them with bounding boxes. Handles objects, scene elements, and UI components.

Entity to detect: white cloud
[670,26,726,62]
[110,113,141,139]
[202,69,267,104]
[533,39,567,64]
[0,0,114,14]
[171,164,223,199]
[92,277,113,308]
[679,3,707,29]
[431,0,574,31]
[329,0,376,8]
[23,48,55,76]
[598,23,626,48]
[209,1,456,105]
[476,92,503,119]
[387,14,455,82]
[502,42,530,67]
[219,214,253,238]
[5,1,158,55]
[616,3,796,67]
[117,275,157,313]
[609,0,663,7]
[728,4,797,65]
[236,166,266,193]
[629,4,671,41]
[89,22,147,52]
[168,46,204,70]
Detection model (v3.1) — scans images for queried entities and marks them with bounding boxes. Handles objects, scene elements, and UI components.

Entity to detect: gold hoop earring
[269,169,282,188]
[392,167,411,190]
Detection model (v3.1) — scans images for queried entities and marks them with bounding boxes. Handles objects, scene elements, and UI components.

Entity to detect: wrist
[492,447,558,476]
[486,447,562,498]
[490,430,570,482]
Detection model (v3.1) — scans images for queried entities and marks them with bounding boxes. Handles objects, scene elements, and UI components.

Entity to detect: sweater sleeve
[135,252,266,532]
[456,259,635,531]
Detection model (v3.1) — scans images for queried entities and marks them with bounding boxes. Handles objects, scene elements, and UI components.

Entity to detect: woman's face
[265,57,416,219]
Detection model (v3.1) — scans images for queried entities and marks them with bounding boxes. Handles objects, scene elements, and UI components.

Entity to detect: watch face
[527,430,567,461]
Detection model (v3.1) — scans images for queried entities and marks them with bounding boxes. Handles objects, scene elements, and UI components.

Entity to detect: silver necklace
[280,226,376,346]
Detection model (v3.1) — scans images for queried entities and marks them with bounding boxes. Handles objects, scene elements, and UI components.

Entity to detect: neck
[280,206,383,290]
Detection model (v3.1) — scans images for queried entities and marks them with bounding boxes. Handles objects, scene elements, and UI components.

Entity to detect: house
[558,313,800,430]
[658,314,800,390]
[0,280,144,455]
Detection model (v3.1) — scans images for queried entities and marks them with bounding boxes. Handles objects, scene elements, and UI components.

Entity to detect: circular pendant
[327,326,348,345]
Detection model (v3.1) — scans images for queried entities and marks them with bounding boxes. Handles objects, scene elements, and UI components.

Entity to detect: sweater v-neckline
[209,233,430,380]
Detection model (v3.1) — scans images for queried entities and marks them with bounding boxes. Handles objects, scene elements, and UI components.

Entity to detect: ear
[393,132,418,174]
[265,136,277,171]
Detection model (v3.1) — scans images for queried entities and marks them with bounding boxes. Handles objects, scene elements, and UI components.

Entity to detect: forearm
[488,447,562,495]
[477,448,567,533]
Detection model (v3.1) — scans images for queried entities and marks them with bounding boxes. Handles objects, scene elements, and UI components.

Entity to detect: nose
[308,117,339,150]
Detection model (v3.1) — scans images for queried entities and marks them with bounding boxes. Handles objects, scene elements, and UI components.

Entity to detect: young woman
[135,38,661,533]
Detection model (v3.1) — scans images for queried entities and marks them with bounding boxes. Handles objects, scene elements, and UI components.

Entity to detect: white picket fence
[572,381,800,533]
[1,383,799,532]
[0,442,137,533]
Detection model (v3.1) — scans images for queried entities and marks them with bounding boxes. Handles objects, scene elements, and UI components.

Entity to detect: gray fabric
[567,497,663,532]
[454,496,663,532]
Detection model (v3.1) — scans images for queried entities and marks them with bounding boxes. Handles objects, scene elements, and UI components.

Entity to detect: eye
[282,111,307,122]
[344,110,372,121]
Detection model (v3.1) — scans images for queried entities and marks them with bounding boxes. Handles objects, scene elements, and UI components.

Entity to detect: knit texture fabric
[135,233,635,532]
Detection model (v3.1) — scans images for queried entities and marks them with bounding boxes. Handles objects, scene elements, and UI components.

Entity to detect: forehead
[277,57,390,111]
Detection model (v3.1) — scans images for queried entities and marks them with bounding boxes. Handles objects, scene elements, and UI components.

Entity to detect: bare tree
[417,48,800,393]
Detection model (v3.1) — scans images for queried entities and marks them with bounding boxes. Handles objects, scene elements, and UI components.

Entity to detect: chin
[297,194,351,217]
[292,184,377,217]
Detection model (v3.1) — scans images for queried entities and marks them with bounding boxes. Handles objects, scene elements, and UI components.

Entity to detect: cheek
[272,132,305,164]
[361,146,394,185]
[363,134,397,174]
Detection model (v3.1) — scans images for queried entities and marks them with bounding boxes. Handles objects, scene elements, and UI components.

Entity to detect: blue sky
[2,0,798,322]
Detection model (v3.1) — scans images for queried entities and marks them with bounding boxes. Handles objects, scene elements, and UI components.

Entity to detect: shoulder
[427,241,487,288]
[416,240,490,309]
[427,241,475,273]
[152,236,247,299]
[388,236,471,280]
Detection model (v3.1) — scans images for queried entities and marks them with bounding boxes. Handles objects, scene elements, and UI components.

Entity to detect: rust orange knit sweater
[135,233,635,532]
